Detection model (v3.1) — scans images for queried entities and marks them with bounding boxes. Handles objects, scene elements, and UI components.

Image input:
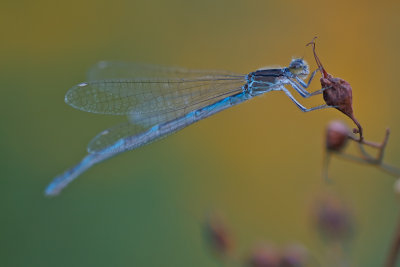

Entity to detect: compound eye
[290,59,304,69]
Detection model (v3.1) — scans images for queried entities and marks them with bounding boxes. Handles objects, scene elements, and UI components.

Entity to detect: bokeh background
[1,0,400,266]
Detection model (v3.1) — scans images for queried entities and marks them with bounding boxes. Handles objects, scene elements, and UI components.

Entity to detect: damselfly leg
[281,86,330,112]
[288,69,329,98]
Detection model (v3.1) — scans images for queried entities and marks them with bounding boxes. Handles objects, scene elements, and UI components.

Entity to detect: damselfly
[45,59,330,196]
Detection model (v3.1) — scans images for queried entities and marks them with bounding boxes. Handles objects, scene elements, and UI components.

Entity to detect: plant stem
[386,213,400,267]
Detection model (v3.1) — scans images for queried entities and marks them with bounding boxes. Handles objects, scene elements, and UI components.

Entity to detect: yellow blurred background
[1,0,400,266]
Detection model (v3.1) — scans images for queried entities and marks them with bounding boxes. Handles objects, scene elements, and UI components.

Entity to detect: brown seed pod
[280,244,308,267]
[307,38,363,141]
[313,194,354,243]
[204,213,233,257]
[326,120,350,151]
[248,244,280,267]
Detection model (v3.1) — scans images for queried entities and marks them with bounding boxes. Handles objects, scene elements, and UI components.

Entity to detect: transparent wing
[88,122,144,153]
[87,86,243,153]
[87,61,243,80]
[69,62,246,153]
[65,76,245,116]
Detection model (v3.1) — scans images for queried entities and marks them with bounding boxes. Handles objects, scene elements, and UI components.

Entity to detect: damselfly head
[288,58,309,77]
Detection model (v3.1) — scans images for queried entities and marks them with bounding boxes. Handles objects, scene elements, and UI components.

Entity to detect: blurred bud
[326,121,350,151]
[279,244,308,267]
[248,244,280,267]
[394,178,400,195]
[204,213,233,257]
[314,195,354,242]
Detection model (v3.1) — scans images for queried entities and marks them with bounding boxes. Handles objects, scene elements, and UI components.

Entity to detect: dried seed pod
[393,178,400,195]
[307,38,363,140]
[280,244,308,267]
[326,120,350,151]
[248,244,280,267]
[204,213,233,257]
[313,195,354,243]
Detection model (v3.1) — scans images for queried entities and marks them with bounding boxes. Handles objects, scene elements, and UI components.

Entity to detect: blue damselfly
[46,59,330,195]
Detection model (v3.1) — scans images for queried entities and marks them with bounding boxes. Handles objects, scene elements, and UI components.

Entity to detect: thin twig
[348,129,391,163]
[322,152,332,182]
[332,152,400,177]
[386,213,400,267]
[324,127,400,178]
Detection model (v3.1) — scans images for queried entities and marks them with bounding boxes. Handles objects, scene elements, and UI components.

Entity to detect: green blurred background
[1,0,400,266]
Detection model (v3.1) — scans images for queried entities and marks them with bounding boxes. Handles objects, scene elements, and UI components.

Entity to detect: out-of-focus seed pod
[326,120,350,151]
[204,213,233,257]
[314,195,354,243]
[248,244,280,267]
[393,178,400,195]
[280,244,308,267]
